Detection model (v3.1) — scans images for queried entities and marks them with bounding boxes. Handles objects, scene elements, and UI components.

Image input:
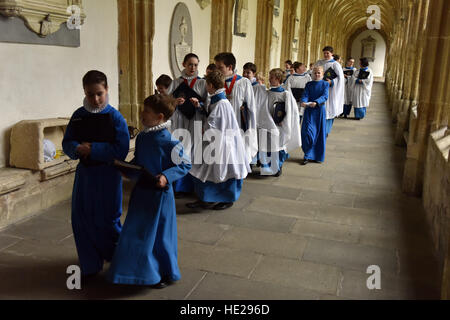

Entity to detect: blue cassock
[107,128,191,285]
[301,80,329,163]
[62,105,130,276]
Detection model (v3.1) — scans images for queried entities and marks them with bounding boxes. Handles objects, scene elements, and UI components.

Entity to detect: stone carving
[179,16,188,45]
[170,3,193,78]
[361,35,377,62]
[196,0,210,10]
[0,0,85,37]
[234,0,248,37]
[39,14,52,37]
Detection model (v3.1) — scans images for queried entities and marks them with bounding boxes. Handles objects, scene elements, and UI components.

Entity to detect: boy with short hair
[342,57,356,118]
[352,57,374,120]
[187,70,250,211]
[107,94,191,288]
[256,68,301,176]
[300,66,330,165]
[284,62,312,123]
[155,74,172,95]
[315,46,345,136]
[214,52,258,164]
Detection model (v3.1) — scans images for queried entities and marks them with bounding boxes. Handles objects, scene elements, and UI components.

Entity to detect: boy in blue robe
[300,66,330,165]
[62,70,130,277]
[107,94,191,288]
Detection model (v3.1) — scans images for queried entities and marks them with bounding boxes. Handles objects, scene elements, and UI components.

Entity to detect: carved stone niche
[0,0,85,37]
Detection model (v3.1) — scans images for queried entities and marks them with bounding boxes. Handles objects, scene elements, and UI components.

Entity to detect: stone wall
[423,128,450,298]
[0,167,75,230]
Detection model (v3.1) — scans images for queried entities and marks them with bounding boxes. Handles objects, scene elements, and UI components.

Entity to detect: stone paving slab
[187,272,321,300]
[216,226,308,259]
[291,219,361,244]
[302,238,399,275]
[250,256,341,295]
[205,207,297,233]
[178,240,262,278]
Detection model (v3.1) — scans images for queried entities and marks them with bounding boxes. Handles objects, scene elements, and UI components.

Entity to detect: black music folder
[358,70,370,80]
[113,159,167,190]
[324,67,338,81]
[172,82,203,119]
[70,113,115,143]
[240,102,249,132]
[344,69,354,77]
[273,102,286,125]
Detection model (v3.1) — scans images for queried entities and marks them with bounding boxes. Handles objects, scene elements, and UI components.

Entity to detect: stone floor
[0,83,442,300]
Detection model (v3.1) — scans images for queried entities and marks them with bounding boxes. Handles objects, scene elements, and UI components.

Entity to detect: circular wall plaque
[170,2,193,79]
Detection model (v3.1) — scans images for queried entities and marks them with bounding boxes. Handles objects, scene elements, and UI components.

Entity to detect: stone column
[209,0,234,61]
[118,0,155,128]
[255,0,274,78]
[280,0,298,65]
[395,2,421,145]
[403,0,448,196]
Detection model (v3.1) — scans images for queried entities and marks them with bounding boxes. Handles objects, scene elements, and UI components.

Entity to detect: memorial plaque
[170,3,193,79]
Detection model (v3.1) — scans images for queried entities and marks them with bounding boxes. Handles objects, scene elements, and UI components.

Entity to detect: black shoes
[186,200,234,211]
[213,202,233,210]
[273,167,282,177]
[186,200,216,209]
[301,159,309,165]
[150,281,168,289]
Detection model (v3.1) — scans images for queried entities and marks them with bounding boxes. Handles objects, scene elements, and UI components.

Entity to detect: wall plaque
[170,2,193,79]
[0,0,85,37]
[361,35,377,62]
[233,0,248,37]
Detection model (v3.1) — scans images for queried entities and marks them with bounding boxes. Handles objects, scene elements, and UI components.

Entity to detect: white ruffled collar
[83,94,109,113]
[181,69,198,80]
[142,120,172,133]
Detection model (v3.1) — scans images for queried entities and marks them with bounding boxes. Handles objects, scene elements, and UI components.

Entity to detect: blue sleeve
[62,110,81,160]
[162,142,192,184]
[90,109,130,163]
[301,84,310,103]
[314,83,329,106]
[330,79,334,88]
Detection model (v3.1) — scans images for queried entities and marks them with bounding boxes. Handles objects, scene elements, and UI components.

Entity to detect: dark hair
[214,52,236,70]
[285,60,293,66]
[292,62,303,70]
[205,70,225,90]
[183,53,199,64]
[143,94,176,120]
[83,70,108,88]
[243,62,257,73]
[323,46,334,53]
[206,63,217,71]
[360,57,369,67]
[333,54,340,61]
[155,74,172,88]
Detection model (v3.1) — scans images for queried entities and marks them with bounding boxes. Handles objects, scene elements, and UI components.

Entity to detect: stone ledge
[1,142,136,231]
[0,168,31,196]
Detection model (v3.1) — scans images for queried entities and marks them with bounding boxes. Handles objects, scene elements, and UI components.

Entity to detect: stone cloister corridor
[0,0,448,302]
[0,83,441,299]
